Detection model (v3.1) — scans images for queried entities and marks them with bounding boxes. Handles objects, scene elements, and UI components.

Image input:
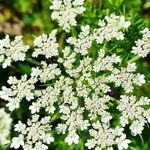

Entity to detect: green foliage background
[0,0,150,149]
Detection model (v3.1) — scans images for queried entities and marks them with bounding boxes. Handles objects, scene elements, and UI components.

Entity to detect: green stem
[79,138,85,150]
[128,55,140,63]
[139,134,144,143]
[25,57,41,65]
[50,112,60,123]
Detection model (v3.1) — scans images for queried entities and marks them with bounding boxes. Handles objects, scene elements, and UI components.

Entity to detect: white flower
[85,139,96,149]
[67,25,94,55]
[0,35,29,68]
[11,135,24,149]
[65,131,79,145]
[132,28,150,58]
[0,4,149,150]
[93,49,121,72]
[12,115,54,150]
[56,123,67,134]
[116,134,131,150]
[86,121,116,149]
[143,109,150,123]
[58,46,76,70]
[0,75,36,111]
[85,94,111,121]
[30,86,60,114]
[67,56,92,78]
[14,121,26,134]
[130,120,145,136]
[43,135,54,144]
[0,108,12,145]
[33,30,59,58]
[117,95,150,135]
[58,107,90,145]
[31,61,61,83]
[50,0,86,32]
[91,76,111,94]
[107,63,145,93]
[86,121,130,150]
[93,14,131,44]
[61,86,78,110]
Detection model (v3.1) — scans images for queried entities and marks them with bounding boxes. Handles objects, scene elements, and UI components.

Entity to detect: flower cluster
[0,0,150,150]
[0,108,12,146]
[85,121,131,150]
[107,63,145,93]
[117,95,150,136]
[67,25,94,55]
[132,28,150,58]
[57,107,90,145]
[29,86,60,114]
[31,61,61,83]
[93,14,131,44]
[0,35,29,68]
[50,0,86,32]
[11,115,54,150]
[85,95,112,122]
[0,75,36,111]
[93,49,121,72]
[33,30,59,59]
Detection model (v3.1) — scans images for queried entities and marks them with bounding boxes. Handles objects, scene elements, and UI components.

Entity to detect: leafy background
[0,0,150,149]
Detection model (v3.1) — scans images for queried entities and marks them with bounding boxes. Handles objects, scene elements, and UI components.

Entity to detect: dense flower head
[107,62,145,93]
[11,115,54,149]
[93,14,131,44]
[93,49,121,72]
[31,61,61,83]
[0,35,29,68]
[117,95,150,135]
[50,0,86,32]
[85,121,131,150]
[132,28,150,58]
[0,0,150,150]
[33,30,59,59]
[0,75,37,111]
[67,25,93,55]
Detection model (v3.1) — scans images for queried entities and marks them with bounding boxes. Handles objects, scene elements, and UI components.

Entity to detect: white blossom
[116,134,131,150]
[57,107,90,145]
[67,56,92,77]
[117,95,150,135]
[129,120,145,136]
[93,14,131,44]
[93,49,121,72]
[65,130,79,145]
[91,76,111,94]
[0,3,149,150]
[85,94,112,121]
[107,63,145,93]
[29,86,60,114]
[11,115,54,150]
[132,28,150,58]
[50,0,86,32]
[0,35,29,68]
[85,121,130,150]
[58,46,76,70]
[31,61,61,83]
[33,30,59,58]
[0,75,36,111]
[61,86,78,110]
[67,25,94,55]
[11,135,24,149]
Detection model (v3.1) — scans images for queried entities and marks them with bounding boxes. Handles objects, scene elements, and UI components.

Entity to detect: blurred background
[0,0,150,149]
